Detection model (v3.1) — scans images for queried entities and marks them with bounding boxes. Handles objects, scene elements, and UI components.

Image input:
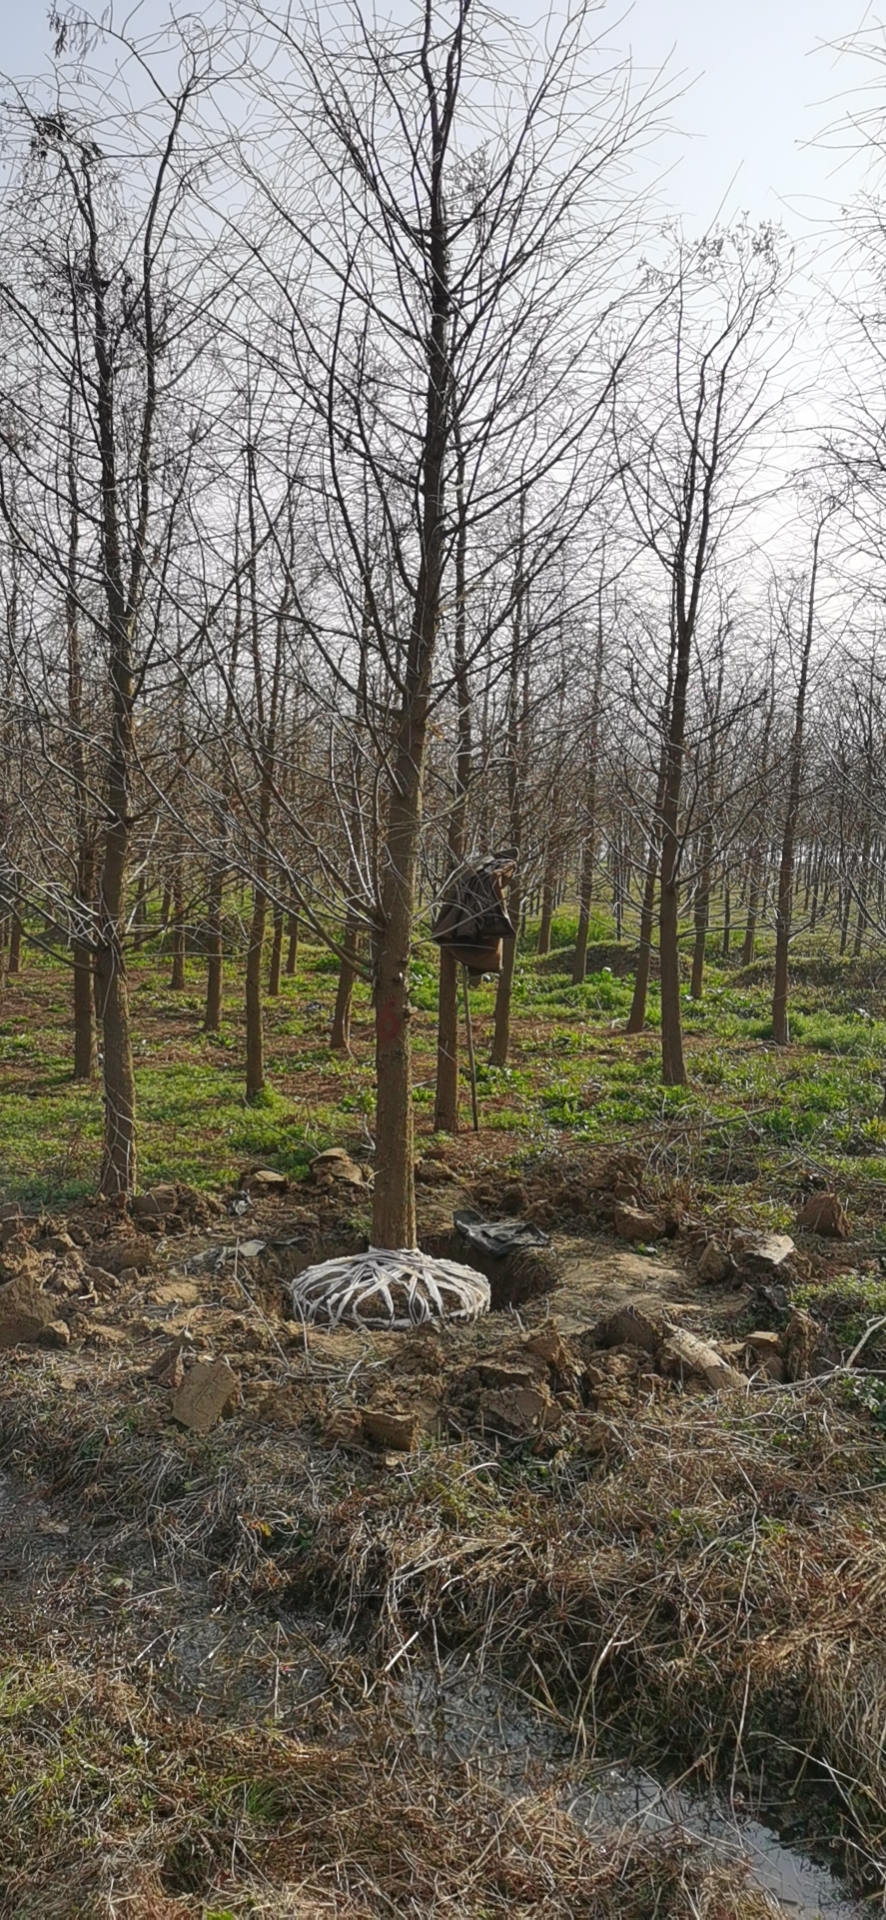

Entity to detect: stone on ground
[0,1275,55,1347]
[613,1204,662,1243]
[796,1192,849,1238]
[172,1358,240,1433]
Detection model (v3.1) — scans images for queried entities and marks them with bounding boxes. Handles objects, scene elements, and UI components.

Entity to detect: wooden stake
[462,965,479,1132]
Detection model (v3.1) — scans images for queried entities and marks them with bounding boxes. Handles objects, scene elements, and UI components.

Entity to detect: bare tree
[216,0,663,1240]
[615,225,785,1083]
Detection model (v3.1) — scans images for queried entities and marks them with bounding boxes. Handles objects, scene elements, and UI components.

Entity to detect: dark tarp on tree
[431,855,516,975]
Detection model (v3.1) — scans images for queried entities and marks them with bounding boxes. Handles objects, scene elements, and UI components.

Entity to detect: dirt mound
[469,1148,684,1237]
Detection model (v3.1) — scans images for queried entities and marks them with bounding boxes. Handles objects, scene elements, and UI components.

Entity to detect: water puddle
[571,1768,868,1918]
[402,1663,874,1919]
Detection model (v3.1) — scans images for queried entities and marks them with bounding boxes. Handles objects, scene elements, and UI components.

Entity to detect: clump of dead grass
[0,1632,794,1919]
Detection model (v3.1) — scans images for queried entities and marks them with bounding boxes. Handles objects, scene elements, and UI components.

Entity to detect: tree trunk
[626,846,658,1033]
[613,841,624,941]
[372,726,427,1248]
[772,525,824,1046]
[245,880,267,1102]
[371,89,452,1245]
[854,827,872,957]
[204,569,242,1034]
[741,861,760,966]
[65,402,97,1082]
[839,886,851,957]
[169,859,185,989]
[96,750,137,1194]
[434,429,472,1132]
[434,943,460,1131]
[659,632,692,1085]
[268,905,284,997]
[204,863,224,1032]
[73,939,96,1079]
[133,873,148,943]
[285,911,299,976]
[536,858,555,955]
[659,878,685,1082]
[572,832,595,985]
[626,736,669,1035]
[72,844,97,1080]
[96,928,137,1195]
[90,176,144,1197]
[689,848,711,1001]
[572,596,605,989]
[330,910,360,1051]
[810,850,821,934]
[721,872,731,957]
[7,909,22,976]
[490,917,518,1068]
[487,503,527,1073]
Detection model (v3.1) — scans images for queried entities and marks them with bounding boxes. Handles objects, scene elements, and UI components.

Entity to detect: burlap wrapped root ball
[288,1245,491,1331]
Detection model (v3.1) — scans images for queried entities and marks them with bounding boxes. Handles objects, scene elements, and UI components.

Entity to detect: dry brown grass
[0,1636,793,1918]
[0,1346,884,1905]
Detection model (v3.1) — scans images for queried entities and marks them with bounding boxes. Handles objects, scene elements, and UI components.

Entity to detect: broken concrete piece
[745,1330,783,1357]
[474,1360,540,1391]
[0,1205,24,1245]
[593,1305,666,1355]
[589,1151,645,1193]
[523,1324,575,1374]
[243,1168,289,1195]
[310,1150,364,1188]
[745,1328,780,1359]
[658,1328,745,1392]
[480,1383,553,1435]
[0,1275,55,1347]
[742,1233,795,1271]
[697,1240,732,1283]
[52,1272,82,1297]
[85,1324,125,1349]
[0,1241,43,1283]
[796,1193,849,1239]
[362,1406,420,1451]
[613,1204,662,1243]
[172,1359,240,1433]
[37,1320,71,1350]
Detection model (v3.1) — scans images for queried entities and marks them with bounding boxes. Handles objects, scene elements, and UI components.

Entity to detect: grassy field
[3,906,886,1225]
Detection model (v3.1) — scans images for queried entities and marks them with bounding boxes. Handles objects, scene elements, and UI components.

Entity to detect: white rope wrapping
[288,1246,491,1330]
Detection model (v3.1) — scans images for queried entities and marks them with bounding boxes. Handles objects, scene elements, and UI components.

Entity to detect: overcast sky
[619,0,876,228]
[0,0,879,230]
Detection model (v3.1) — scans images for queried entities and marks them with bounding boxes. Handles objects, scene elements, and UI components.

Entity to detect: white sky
[0,0,880,234]
[613,0,877,228]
